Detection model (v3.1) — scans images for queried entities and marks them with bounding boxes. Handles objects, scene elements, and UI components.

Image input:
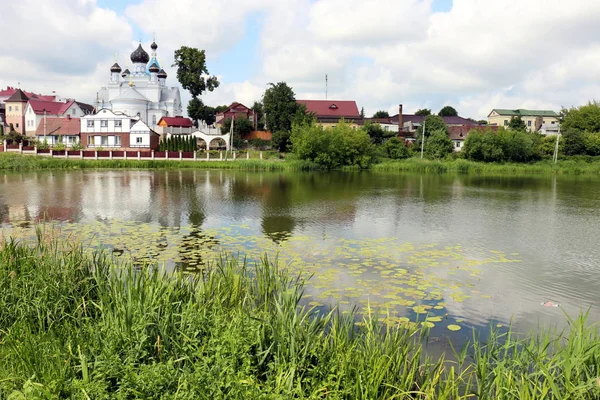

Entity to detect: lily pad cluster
[2,219,521,331]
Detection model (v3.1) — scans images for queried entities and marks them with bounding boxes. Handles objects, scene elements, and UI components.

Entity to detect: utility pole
[420,119,425,159]
[44,109,47,142]
[553,124,561,163]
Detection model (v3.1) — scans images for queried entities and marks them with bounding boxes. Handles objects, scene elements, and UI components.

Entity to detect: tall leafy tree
[372,110,390,118]
[220,116,253,148]
[187,98,216,126]
[416,115,447,138]
[438,106,458,117]
[363,122,396,145]
[508,116,527,131]
[562,101,600,132]
[252,101,265,130]
[172,46,219,127]
[360,107,365,118]
[415,108,432,116]
[262,82,300,133]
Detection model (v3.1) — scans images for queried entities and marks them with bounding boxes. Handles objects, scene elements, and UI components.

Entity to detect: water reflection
[1,170,600,338]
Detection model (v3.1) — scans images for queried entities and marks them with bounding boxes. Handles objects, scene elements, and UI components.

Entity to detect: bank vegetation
[0,236,599,399]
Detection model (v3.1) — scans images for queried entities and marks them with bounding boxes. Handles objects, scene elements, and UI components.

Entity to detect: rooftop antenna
[325,74,328,100]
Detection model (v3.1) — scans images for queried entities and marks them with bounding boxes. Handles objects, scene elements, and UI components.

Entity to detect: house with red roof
[4,89,29,134]
[296,100,362,128]
[35,116,81,146]
[156,116,194,136]
[215,102,256,128]
[25,100,92,135]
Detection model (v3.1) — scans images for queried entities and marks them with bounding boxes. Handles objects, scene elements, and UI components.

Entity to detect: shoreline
[3,152,600,175]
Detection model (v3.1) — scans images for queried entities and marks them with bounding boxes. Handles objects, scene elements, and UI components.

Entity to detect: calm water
[1,170,599,344]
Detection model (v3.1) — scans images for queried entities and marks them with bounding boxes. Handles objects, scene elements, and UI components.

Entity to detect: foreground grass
[0,153,308,171]
[373,158,600,175]
[1,237,599,399]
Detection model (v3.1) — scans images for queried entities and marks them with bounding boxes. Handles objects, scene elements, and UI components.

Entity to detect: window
[16,123,19,128]
[136,137,143,144]
[89,136,95,145]
[101,136,108,146]
[100,120,108,127]
[152,115,156,126]
[528,120,532,127]
[87,120,94,128]
[71,108,75,115]
[551,121,556,124]
[543,120,546,124]
[8,106,11,112]
[115,120,122,128]
[115,136,121,146]
[504,120,508,126]
[455,142,461,148]
[68,136,75,143]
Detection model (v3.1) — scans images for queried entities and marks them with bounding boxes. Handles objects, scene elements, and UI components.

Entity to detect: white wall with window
[80,109,131,133]
[129,120,153,148]
[87,135,122,147]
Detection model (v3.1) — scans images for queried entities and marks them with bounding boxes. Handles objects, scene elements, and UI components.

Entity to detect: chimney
[398,104,403,134]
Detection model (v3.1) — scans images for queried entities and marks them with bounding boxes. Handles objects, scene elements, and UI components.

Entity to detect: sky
[2,0,600,120]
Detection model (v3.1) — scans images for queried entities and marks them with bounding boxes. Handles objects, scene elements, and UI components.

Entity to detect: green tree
[383,137,409,159]
[290,121,374,169]
[263,82,300,133]
[438,106,458,117]
[416,115,447,138]
[415,108,431,116]
[172,46,220,98]
[508,116,527,131]
[271,131,291,152]
[214,105,229,113]
[584,132,600,156]
[477,120,488,125]
[291,103,314,127]
[360,107,365,118]
[562,128,586,156]
[463,127,539,162]
[372,110,390,118]
[363,122,396,145]
[423,129,453,159]
[220,117,253,149]
[562,101,600,132]
[187,98,215,126]
[252,101,265,130]
[0,124,4,137]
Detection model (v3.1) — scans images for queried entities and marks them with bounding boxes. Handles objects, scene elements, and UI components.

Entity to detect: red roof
[35,117,80,135]
[296,100,360,118]
[158,116,193,127]
[29,99,75,116]
[0,86,56,102]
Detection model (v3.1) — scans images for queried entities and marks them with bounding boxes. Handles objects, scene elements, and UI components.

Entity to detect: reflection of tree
[261,175,296,244]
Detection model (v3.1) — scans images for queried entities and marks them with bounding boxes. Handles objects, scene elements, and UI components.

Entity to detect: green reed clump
[0,236,599,399]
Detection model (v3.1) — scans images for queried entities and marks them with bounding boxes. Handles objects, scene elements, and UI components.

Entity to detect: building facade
[215,102,256,128]
[96,41,183,127]
[296,100,362,128]
[488,109,559,131]
[4,89,29,134]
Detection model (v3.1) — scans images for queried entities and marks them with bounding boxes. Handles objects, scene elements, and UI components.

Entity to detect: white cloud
[3,0,600,119]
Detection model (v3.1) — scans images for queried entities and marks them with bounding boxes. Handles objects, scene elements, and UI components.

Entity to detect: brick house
[215,102,256,128]
[296,100,361,128]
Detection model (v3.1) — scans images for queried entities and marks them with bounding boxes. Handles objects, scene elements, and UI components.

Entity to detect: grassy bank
[373,158,600,175]
[0,153,303,171]
[1,237,599,399]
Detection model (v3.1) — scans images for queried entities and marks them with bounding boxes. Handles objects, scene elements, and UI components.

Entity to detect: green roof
[491,109,559,117]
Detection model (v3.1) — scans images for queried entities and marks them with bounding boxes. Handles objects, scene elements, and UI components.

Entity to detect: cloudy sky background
[1,0,599,119]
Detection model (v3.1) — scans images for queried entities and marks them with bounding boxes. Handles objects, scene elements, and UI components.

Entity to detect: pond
[1,170,599,348]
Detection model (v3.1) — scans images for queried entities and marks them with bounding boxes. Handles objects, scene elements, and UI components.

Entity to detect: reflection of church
[96,41,183,127]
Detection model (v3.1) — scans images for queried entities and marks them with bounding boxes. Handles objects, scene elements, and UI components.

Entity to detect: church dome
[110,62,122,73]
[158,69,168,78]
[151,41,158,51]
[121,68,130,78]
[148,62,160,73]
[130,44,150,64]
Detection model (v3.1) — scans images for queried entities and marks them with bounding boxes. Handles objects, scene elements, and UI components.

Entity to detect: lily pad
[447,324,461,331]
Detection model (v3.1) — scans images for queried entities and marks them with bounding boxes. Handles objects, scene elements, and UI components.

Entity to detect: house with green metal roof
[488,108,560,132]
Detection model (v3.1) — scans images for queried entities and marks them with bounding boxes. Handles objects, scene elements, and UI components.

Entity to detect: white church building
[96,40,183,128]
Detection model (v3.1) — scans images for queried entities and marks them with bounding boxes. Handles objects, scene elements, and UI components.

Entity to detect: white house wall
[130,132,151,147]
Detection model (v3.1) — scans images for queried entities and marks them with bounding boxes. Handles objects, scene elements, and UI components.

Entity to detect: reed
[373,158,600,175]
[0,237,599,399]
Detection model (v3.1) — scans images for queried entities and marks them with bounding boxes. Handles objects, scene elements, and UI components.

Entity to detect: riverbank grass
[1,236,599,398]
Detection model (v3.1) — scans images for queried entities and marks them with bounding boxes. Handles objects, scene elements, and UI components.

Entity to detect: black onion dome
[121,68,130,77]
[130,44,149,64]
[149,62,160,73]
[110,62,122,73]
[151,41,158,50]
[157,69,167,78]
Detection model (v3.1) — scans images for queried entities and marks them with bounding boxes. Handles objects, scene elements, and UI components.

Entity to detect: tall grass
[0,153,318,172]
[0,237,599,399]
[373,158,600,175]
